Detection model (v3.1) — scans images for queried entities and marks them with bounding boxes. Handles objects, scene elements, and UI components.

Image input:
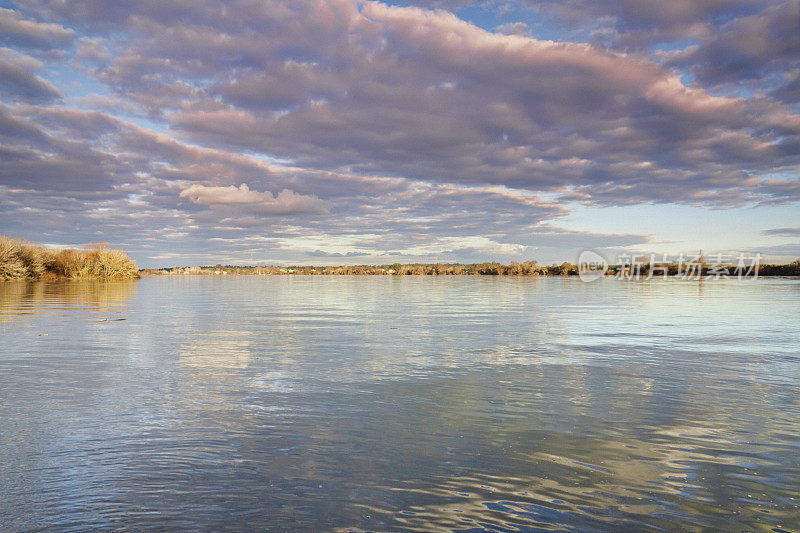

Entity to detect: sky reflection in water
[1,277,799,531]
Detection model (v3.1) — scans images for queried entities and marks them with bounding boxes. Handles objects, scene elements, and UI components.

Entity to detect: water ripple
[1,276,799,531]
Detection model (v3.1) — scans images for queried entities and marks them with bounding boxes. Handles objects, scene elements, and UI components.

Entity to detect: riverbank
[0,236,139,281]
[141,260,800,277]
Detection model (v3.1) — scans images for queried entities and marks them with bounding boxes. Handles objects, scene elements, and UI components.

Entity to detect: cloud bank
[0,0,797,265]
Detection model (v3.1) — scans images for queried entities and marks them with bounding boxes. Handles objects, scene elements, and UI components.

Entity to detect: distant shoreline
[140,261,800,277]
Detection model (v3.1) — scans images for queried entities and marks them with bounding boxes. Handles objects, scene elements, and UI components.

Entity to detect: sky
[0,0,798,268]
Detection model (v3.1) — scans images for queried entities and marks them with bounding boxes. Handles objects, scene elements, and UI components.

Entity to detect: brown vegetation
[0,236,139,281]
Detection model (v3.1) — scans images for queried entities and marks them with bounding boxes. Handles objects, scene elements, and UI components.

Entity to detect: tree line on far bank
[144,259,800,277]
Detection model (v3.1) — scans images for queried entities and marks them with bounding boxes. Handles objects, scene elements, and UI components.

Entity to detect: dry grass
[0,236,139,281]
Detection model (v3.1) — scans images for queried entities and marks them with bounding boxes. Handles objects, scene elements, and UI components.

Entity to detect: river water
[1,276,798,531]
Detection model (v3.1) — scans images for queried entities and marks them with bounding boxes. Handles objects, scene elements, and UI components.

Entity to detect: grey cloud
[742,242,800,259]
[13,0,208,31]
[0,7,74,49]
[533,0,765,46]
[401,0,765,44]
[667,2,800,97]
[528,1,800,104]
[762,227,800,236]
[405,1,798,102]
[16,1,798,207]
[74,37,110,63]
[769,70,800,104]
[755,179,800,204]
[159,2,794,205]
[0,48,61,101]
[0,112,122,195]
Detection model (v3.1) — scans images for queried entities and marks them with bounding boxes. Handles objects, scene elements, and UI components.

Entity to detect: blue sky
[0,0,798,267]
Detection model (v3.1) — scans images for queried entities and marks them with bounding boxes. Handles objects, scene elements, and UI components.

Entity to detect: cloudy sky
[1,0,798,267]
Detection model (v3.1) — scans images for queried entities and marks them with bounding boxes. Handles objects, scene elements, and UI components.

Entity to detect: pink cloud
[180,183,328,215]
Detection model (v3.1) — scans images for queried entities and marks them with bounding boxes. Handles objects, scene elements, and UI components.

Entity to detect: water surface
[1,276,799,531]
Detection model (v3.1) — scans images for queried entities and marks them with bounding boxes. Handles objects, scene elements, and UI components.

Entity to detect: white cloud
[179,183,328,215]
